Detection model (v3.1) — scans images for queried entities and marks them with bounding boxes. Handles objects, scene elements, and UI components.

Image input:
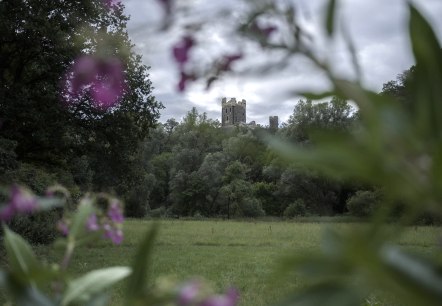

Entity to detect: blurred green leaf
[325,0,337,36]
[15,286,55,306]
[298,91,335,101]
[379,245,442,306]
[83,293,109,306]
[408,4,442,139]
[36,196,64,211]
[276,282,362,306]
[62,266,131,306]
[3,226,40,283]
[68,197,94,241]
[126,224,158,300]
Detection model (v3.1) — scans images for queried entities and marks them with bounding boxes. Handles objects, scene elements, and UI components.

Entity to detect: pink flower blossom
[62,55,126,110]
[107,201,124,224]
[178,71,196,92]
[177,281,201,305]
[0,186,38,222]
[86,214,100,231]
[0,205,15,222]
[219,53,243,72]
[157,0,172,15]
[102,0,120,9]
[250,22,277,40]
[173,36,195,67]
[57,220,69,236]
[103,223,124,245]
[200,288,239,306]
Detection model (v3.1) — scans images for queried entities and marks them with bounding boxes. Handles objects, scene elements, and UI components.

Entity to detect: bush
[7,208,62,244]
[149,206,166,218]
[346,190,380,217]
[238,197,265,218]
[284,199,307,218]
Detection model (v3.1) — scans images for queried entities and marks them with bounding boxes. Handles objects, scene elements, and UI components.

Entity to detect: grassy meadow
[27,219,441,305]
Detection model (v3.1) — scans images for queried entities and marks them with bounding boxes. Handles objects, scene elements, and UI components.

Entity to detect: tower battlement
[221,97,246,126]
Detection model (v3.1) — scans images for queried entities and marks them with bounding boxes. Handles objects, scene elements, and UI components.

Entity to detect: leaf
[36,196,64,211]
[125,224,158,299]
[15,286,56,306]
[68,197,94,241]
[379,245,442,305]
[62,266,131,306]
[84,293,109,306]
[408,4,442,139]
[276,282,362,306]
[3,226,40,282]
[325,0,337,36]
[298,91,335,101]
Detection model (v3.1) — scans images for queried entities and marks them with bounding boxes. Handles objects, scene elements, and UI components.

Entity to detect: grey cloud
[123,0,442,125]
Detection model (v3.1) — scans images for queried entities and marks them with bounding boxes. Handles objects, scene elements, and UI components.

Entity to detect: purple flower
[178,71,196,92]
[10,185,38,213]
[86,213,100,231]
[57,220,69,236]
[107,201,124,224]
[172,36,195,67]
[200,288,239,306]
[177,281,201,305]
[0,186,38,222]
[250,22,277,40]
[157,0,172,15]
[103,223,124,245]
[62,55,126,110]
[102,0,120,9]
[0,205,15,222]
[219,53,243,72]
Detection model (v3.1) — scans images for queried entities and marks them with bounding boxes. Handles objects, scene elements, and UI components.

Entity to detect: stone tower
[269,116,279,130]
[221,97,246,126]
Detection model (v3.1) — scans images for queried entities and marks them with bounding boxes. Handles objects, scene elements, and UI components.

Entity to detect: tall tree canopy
[0,0,162,207]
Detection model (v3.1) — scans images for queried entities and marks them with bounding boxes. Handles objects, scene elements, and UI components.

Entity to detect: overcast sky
[122,0,442,125]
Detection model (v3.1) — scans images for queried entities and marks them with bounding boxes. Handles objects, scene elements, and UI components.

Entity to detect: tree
[284,97,355,143]
[0,1,162,208]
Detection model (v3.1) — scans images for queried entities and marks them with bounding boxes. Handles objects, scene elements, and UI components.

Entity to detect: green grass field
[29,220,441,305]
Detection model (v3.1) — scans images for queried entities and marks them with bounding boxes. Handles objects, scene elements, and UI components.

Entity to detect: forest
[0,0,420,222]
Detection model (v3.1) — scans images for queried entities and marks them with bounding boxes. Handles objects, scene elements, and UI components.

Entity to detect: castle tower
[269,116,279,130]
[221,97,246,126]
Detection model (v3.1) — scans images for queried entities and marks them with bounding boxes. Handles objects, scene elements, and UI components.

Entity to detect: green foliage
[7,209,62,244]
[346,190,379,217]
[148,206,166,218]
[283,199,307,218]
[0,0,162,217]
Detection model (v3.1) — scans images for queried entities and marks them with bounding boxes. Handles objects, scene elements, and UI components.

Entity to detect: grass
[11,219,442,305]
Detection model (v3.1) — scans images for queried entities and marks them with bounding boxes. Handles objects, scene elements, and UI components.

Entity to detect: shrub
[346,190,380,217]
[149,206,166,218]
[238,197,265,218]
[284,199,307,218]
[8,208,62,244]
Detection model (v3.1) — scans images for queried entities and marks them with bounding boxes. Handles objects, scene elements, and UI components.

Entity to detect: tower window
[226,116,229,121]
[225,109,227,113]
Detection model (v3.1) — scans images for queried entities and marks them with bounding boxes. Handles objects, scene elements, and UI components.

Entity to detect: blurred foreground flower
[176,280,239,306]
[62,55,126,109]
[56,196,125,245]
[0,185,38,221]
[102,0,120,9]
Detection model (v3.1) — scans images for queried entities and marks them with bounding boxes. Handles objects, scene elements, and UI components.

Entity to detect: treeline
[137,98,362,219]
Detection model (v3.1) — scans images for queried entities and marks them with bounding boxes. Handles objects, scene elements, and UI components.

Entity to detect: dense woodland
[0,0,417,223]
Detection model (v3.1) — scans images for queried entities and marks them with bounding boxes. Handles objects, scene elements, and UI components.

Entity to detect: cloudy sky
[122,0,442,125]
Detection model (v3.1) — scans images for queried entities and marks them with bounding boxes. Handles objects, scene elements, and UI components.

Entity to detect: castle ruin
[269,116,279,130]
[221,97,246,126]
[221,97,278,129]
